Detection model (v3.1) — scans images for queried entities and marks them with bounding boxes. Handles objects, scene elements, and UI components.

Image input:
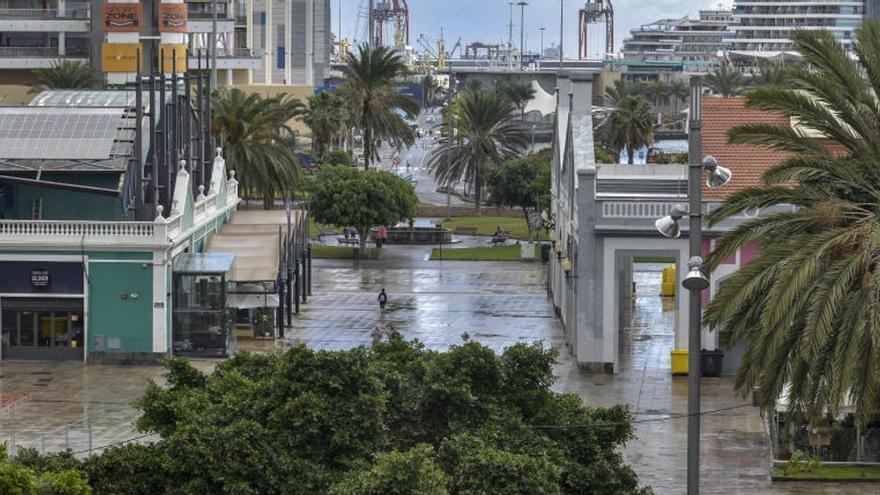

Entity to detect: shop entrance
[0,298,85,361]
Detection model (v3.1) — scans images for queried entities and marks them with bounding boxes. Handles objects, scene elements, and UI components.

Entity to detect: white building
[622,10,732,72]
[725,0,864,53]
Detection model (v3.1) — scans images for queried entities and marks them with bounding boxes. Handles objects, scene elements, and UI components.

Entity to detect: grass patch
[429,245,535,261]
[633,256,676,264]
[440,216,547,240]
[311,244,381,259]
[772,464,880,481]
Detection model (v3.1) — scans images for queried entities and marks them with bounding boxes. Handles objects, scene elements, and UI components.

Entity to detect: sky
[333,0,733,59]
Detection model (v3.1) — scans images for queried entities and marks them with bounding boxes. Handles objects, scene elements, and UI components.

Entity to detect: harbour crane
[578,0,614,59]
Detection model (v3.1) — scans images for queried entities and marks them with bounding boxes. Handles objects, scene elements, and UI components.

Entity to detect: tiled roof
[701,97,790,200]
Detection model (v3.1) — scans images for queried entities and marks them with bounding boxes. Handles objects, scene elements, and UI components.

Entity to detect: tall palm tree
[422,74,440,109]
[749,61,789,88]
[669,80,689,115]
[599,95,654,164]
[705,64,747,97]
[496,80,536,121]
[703,21,880,424]
[212,88,304,209]
[304,91,348,164]
[428,90,528,213]
[29,60,102,94]
[338,43,419,170]
[604,79,634,106]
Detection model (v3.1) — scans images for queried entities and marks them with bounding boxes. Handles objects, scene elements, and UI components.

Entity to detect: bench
[490,233,508,245]
[454,226,478,235]
[337,237,360,246]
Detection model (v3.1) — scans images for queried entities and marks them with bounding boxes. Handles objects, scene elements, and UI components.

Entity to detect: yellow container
[660,265,677,297]
[671,349,689,375]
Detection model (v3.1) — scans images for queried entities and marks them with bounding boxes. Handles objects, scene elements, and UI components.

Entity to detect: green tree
[304,91,348,164]
[326,149,353,167]
[0,463,35,495]
[422,75,440,109]
[329,444,448,495]
[29,61,102,95]
[35,470,91,495]
[428,90,529,213]
[212,88,305,208]
[496,81,536,121]
[599,95,654,164]
[309,166,418,252]
[705,64,747,97]
[703,20,880,424]
[749,61,790,88]
[668,80,689,115]
[486,150,551,239]
[339,44,419,170]
[603,79,635,106]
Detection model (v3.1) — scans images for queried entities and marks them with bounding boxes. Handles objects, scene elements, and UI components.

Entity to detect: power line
[69,432,157,456]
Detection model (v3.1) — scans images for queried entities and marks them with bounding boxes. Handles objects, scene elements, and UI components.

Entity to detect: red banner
[101,3,141,32]
[159,3,188,33]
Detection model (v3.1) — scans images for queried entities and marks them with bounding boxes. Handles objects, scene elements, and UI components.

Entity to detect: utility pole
[539,27,545,58]
[518,1,528,69]
[508,2,514,70]
[211,0,218,88]
[368,0,375,47]
[559,0,564,68]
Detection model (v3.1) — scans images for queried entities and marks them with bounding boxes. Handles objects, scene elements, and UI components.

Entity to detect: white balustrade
[0,220,167,245]
[601,201,682,219]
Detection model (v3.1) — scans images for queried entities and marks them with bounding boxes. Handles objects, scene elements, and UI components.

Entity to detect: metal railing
[0,3,89,19]
[0,46,89,58]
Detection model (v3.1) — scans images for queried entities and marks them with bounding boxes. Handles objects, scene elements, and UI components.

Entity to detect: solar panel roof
[0,107,126,160]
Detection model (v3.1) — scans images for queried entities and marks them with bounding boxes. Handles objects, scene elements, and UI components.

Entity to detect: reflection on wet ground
[0,251,865,493]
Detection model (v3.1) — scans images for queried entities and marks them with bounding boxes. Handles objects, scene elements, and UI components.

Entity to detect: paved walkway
[0,245,865,493]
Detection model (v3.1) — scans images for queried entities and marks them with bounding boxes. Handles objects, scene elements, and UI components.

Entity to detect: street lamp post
[539,27,545,58]
[654,76,732,495]
[559,0,564,68]
[518,1,528,69]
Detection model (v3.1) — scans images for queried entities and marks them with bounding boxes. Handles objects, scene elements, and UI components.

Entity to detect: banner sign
[102,43,141,72]
[101,3,142,32]
[159,43,188,72]
[30,268,50,288]
[159,3,188,32]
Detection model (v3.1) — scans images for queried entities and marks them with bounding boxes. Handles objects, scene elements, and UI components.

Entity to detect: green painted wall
[8,181,126,221]
[87,262,154,353]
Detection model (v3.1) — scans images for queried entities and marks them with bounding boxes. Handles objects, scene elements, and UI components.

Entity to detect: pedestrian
[379,226,388,247]
[378,288,388,312]
[371,325,383,346]
[387,324,400,340]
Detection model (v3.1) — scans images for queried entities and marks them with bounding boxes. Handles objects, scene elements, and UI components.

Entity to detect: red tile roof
[701,97,792,200]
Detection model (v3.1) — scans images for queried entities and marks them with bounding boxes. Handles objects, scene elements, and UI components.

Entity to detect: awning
[227,292,280,309]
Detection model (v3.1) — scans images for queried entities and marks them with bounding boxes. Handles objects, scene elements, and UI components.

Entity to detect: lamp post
[654,77,732,495]
[518,1,528,69]
[559,0,564,68]
[539,27,545,58]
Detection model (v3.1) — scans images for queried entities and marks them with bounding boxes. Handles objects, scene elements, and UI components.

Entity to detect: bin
[701,349,724,377]
[660,265,676,297]
[540,243,551,263]
[671,349,688,375]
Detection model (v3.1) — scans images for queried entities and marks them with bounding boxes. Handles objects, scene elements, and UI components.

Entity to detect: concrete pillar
[58,0,65,56]
[284,0,291,84]
[305,0,314,86]
[152,250,169,353]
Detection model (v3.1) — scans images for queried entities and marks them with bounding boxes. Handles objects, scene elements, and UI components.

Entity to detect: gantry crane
[578,0,614,59]
[371,0,410,47]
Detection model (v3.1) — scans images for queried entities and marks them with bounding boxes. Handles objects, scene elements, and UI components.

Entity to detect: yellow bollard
[660,265,677,297]
[671,349,689,375]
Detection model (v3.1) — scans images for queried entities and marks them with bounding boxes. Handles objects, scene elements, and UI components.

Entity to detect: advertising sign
[159,3,188,32]
[30,268,50,288]
[101,3,142,32]
[102,43,141,72]
[159,43,188,72]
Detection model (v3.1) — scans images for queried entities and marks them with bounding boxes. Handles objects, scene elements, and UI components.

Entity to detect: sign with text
[159,43,188,72]
[30,268,50,288]
[159,3,188,32]
[101,3,142,32]
[102,43,140,72]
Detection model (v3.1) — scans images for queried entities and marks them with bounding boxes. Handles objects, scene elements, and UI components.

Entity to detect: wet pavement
[0,247,867,493]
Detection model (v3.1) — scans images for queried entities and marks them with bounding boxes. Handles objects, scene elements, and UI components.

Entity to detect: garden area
[429,244,538,261]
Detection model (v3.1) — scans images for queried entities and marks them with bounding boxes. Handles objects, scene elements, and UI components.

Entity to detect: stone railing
[600,201,683,219]
[0,220,167,246]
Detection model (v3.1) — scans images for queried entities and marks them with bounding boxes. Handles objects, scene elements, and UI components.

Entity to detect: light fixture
[562,258,572,273]
[703,155,732,188]
[654,205,687,238]
[682,256,709,291]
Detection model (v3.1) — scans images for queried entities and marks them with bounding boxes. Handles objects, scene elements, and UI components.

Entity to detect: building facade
[726,0,864,53]
[0,0,330,88]
[621,10,732,72]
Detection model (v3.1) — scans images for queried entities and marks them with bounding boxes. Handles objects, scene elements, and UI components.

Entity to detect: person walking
[378,288,388,312]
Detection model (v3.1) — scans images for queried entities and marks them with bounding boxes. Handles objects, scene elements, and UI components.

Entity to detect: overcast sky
[333,0,734,59]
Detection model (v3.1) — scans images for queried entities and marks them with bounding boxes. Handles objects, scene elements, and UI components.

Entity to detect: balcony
[0,3,89,32]
[188,48,260,70]
[0,46,89,69]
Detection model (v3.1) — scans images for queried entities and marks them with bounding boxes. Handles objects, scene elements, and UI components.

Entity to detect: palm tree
[338,43,419,170]
[304,91,348,164]
[598,95,654,164]
[422,74,440,109]
[428,90,528,213]
[29,60,102,94]
[212,88,304,209]
[749,61,789,88]
[496,80,536,121]
[604,79,634,106]
[669,80,689,115]
[703,20,880,424]
[705,64,747,97]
